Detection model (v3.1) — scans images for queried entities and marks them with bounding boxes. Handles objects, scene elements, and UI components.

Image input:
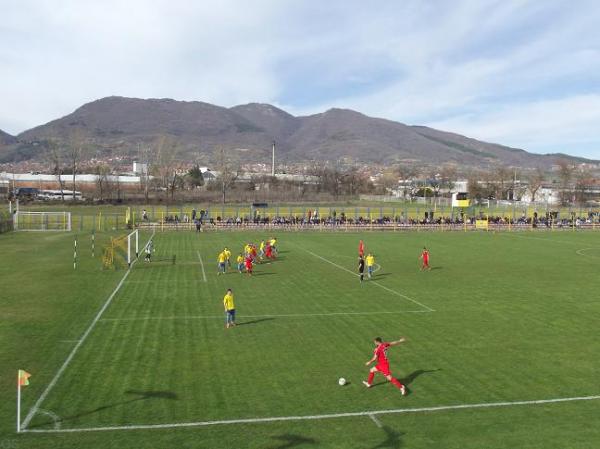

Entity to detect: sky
[1,0,600,158]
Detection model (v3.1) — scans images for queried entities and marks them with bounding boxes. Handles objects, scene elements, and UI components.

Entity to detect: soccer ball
[338,377,347,386]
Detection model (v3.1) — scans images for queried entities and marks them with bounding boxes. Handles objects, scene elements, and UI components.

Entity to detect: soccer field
[2,229,600,448]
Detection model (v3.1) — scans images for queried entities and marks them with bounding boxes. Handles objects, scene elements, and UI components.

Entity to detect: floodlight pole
[271,141,275,176]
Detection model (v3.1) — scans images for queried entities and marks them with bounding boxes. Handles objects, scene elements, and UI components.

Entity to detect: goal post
[127,229,139,266]
[13,211,71,231]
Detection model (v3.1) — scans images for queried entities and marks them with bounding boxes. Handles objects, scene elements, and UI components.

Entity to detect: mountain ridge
[1,96,594,167]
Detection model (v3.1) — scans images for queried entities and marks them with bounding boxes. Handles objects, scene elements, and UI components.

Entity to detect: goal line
[22,394,600,434]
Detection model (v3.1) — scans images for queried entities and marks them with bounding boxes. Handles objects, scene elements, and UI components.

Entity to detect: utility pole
[271,141,275,176]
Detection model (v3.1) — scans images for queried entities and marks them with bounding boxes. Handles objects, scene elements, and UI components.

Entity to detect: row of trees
[37,134,597,205]
[467,161,596,205]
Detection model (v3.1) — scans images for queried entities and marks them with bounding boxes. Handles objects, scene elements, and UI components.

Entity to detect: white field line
[99,310,429,322]
[21,230,156,431]
[300,247,434,312]
[502,234,600,259]
[22,394,600,434]
[125,279,205,284]
[196,251,207,282]
[501,232,590,246]
[368,414,383,428]
[36,409,62,430]
[575,248,600,259]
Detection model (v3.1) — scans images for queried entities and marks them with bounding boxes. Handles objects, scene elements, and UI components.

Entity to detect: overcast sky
[2,0,600,158]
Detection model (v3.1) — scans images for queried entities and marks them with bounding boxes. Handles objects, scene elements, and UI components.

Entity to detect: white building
[133,161,148,175]
[521,186,561,205]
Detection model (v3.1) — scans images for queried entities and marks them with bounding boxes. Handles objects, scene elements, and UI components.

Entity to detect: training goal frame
[13,211,72,231]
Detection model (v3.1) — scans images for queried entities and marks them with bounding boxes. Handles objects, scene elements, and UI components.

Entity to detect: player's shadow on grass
[399,369,441,395]
[268,434,318,448]
[374,273,392,278]
[30,390,178,429]
[371,426,404,449]
[253,272,277,276]
[430,266,442,271]
[237,318,275,326]
[370,369,440,392]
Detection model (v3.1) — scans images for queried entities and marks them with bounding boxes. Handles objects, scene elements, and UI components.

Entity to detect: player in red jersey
[245,255,253,276]
[420,247,431,271]
[265,242,273,259]
[362,337,407,395]
[358,240,364,257]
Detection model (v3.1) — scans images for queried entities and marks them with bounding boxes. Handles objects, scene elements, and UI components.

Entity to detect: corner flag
[17,370,31,432]
[18,370,31,387]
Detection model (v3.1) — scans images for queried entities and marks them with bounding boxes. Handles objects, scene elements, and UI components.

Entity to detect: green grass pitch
[1,229,600,448]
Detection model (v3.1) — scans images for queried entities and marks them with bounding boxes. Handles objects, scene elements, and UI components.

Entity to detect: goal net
[102,229,139,269]
[13,211,71,231]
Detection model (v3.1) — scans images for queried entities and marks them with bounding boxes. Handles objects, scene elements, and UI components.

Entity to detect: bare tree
[68,129,86,198]
[439,164,457,194]
[556,159,574,205]
[151,135,183,204]
[467,169,491,201]
[378,170,399,194]
[341,166,366,196]
[94,164,111,201]
[527,168,546,203]
[214,146,242,203]
[45,140,66,201]
[574,168,594,205]
[494,165,512,200]
[394,165,416,199]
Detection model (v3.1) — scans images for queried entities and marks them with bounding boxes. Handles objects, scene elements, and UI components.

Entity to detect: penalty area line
[297,246,434,312]
[21,230,156,431]
[196,251,207,282]
[99,310,430,322]
[22,394,600,433]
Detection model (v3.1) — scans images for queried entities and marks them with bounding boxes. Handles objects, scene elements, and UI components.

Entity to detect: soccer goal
[13,211,71,231]
[102,229,139,269]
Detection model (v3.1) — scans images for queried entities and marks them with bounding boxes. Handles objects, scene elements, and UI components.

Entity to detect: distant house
[133,161,148,175]
[200,168,218,183]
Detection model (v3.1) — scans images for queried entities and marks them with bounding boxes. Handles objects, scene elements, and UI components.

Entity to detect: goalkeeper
[145,239,154,262]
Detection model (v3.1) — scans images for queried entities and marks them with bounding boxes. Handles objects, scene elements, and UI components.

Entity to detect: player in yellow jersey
[223,247,232,270]
[217,251,226,275]
[223,288,236,328]
[236,253,244,273]
[366,253,375,279]
[259,240,265,259]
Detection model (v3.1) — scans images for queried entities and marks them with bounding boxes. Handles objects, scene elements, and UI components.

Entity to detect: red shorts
[423,259,429,265]
[375,363,391,377]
